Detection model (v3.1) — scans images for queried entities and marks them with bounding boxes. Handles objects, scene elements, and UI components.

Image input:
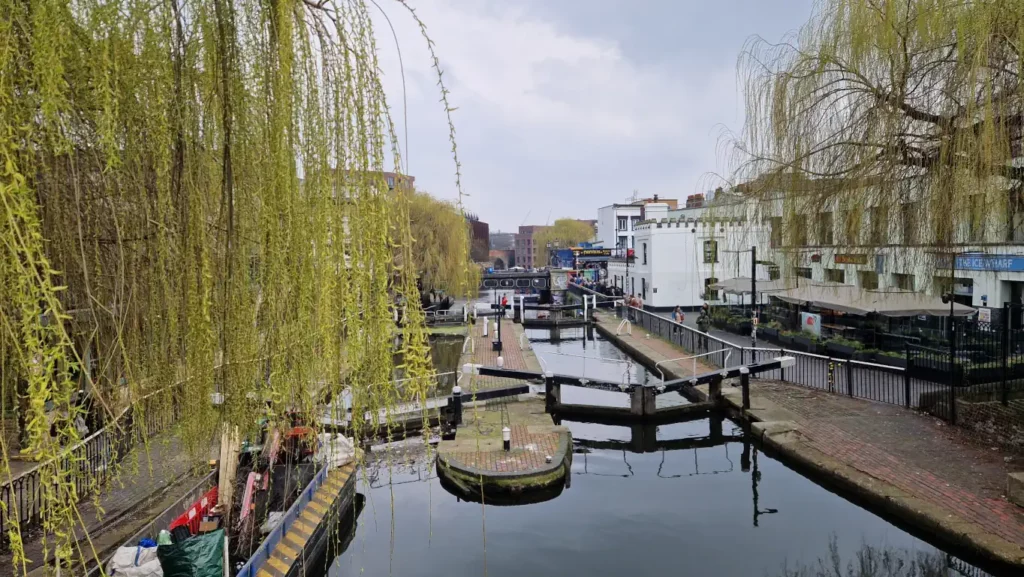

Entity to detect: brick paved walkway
[592,312,716,379]
[3,435,213,576]
[461,318,544,392]
[733,382,1024,552]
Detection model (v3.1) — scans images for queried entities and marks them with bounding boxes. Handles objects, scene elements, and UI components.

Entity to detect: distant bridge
[479,270,549,291]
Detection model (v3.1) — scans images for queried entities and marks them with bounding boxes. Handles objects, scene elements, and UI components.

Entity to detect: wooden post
[218,423,241,528]
[708,376,723,403]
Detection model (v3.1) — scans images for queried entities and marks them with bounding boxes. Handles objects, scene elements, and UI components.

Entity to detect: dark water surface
[326,326,990,577]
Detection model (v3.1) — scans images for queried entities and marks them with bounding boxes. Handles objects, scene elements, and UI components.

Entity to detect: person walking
[696,303,711,351]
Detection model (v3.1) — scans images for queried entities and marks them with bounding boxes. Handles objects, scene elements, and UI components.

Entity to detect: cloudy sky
[372,0,814,231]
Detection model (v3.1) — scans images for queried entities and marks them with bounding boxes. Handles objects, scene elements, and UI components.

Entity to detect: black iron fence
[618,306,943,416]
[0,385,179,551]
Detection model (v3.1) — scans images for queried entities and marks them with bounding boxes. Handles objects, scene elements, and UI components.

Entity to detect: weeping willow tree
[0,0,467,571]
[401,187,477,294]
[730,0,1023,277]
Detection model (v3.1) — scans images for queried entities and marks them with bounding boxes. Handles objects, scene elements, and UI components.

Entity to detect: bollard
[740,367,751,410]
[449,384,463,427]
[497,356,504,368]
[502,426,511,451]
[483,317,489,337]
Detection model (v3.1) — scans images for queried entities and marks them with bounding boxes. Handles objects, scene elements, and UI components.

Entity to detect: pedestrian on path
[696,304,711,351]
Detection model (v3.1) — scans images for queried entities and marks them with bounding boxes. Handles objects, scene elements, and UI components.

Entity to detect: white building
[607,200,771,310]
[596,203,643,250]
[596,195,680,250]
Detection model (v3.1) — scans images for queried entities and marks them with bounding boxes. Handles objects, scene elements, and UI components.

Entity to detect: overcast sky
[372,0,814,231]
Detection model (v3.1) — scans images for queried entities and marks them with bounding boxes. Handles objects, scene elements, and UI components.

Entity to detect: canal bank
[592,311,1024,571]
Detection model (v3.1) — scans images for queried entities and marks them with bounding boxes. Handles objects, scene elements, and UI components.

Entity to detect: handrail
[616,319,632,336]
[654,349,733,381]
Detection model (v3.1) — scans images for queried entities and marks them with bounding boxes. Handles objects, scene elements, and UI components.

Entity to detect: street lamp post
[940,252,958,424]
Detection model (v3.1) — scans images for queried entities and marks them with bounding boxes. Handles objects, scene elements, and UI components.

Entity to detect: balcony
[608,247,635,262]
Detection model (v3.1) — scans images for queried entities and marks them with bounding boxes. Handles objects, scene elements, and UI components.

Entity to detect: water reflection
[321,327,1001,577]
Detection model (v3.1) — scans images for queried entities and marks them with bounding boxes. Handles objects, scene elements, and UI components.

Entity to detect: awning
[771,285,976,317]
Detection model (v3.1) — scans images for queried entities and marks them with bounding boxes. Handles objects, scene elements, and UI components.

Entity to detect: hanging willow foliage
[730,0,1023,272]
[0,0,469,570]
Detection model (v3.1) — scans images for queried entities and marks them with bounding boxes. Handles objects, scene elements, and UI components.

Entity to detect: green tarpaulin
[157,529,225,577]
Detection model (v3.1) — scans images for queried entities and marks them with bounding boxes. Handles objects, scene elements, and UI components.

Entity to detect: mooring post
[450,384,463,427]
[740,367,750,410]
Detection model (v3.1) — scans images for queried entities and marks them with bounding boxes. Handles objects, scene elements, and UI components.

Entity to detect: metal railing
[615,306,933,416]
[0,385,179,551]
[654,350,733,381]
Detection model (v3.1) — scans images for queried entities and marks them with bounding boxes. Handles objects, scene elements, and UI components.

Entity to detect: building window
[824,268,846,283]
[969,194,986,242]
[703,239,718,263]
[617,235,628,248]
[791,215,808,247]
[386,176,395,188]
[767,265,781,280]
[769,217,783,248]
[704,277,719,301]
[892,273,914,291]
[642,243,648,265]
[641,277,647,300]
[842,211,861,245]
[631,216,641,229]
[901,203,918,245]
[870,206,888,245]
[617,217,627,231]
[818,212,833,246]
[858,270,879,290]
[794,267,812,279]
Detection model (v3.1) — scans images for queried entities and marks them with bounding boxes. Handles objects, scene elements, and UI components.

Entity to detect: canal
[324,324,990,576]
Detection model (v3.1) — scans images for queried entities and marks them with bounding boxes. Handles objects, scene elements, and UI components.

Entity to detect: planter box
[825,342,856,359]
[759,327,779,341]
[778,335,794,347]
[793,336,816,353]
[854,351,875,363]
[874,354,907,369]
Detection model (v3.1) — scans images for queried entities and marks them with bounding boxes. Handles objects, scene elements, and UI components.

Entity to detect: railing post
[780,350,787,382]
[903,343,912,409]
[845,359,854,396]
[544,372,557,412]
[1002,304,1010,406]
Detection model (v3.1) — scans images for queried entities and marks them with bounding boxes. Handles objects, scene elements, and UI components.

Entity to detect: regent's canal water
[324,321,992,576]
